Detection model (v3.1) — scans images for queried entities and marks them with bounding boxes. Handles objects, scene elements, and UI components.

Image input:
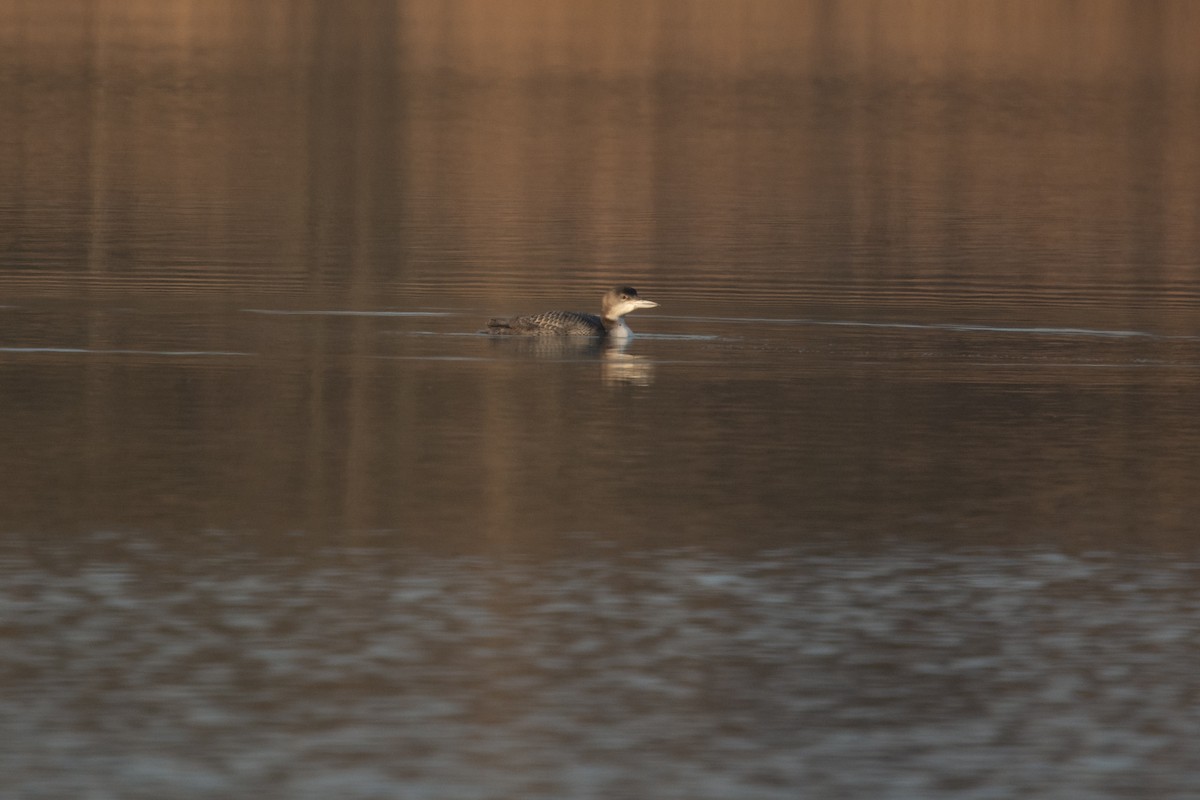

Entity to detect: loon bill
[485,286,659,338]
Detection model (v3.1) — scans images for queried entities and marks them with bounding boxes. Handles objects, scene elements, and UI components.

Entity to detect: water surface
[3,2,1200,798]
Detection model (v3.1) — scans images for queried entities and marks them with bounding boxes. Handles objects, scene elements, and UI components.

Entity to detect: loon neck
[603,315,632,338]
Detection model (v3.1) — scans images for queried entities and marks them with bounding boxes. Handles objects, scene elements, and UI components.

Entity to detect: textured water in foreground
[4,533,1198,800]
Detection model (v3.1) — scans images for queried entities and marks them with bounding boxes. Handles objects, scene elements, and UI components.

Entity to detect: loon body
[486,286,658,338]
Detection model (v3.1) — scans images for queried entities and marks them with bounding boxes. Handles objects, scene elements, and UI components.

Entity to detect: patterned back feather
[487,310,604,336]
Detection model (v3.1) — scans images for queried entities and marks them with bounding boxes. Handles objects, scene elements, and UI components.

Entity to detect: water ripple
[2,539,1197,799]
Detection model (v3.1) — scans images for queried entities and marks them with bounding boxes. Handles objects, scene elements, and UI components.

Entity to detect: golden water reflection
[3,1,1199,329]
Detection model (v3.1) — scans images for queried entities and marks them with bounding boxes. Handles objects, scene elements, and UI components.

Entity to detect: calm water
[3,3,1200,798]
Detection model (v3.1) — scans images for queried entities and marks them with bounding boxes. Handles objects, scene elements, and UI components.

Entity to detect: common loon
[485,286,658,338]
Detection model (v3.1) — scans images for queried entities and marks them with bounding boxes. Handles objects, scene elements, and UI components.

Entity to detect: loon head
[602,286,659,322]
